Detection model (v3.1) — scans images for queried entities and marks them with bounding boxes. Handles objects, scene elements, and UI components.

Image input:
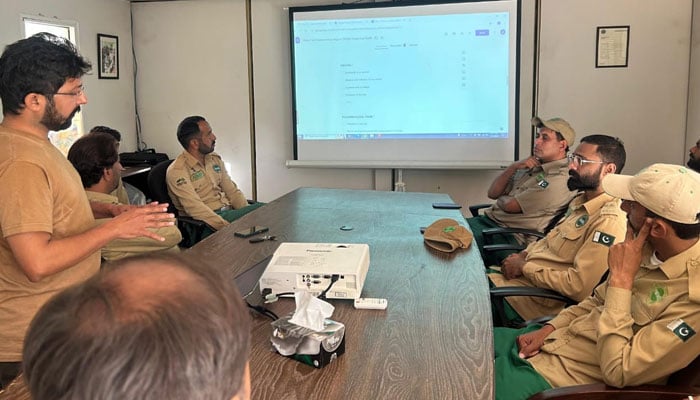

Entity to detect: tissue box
[270,316,345,368]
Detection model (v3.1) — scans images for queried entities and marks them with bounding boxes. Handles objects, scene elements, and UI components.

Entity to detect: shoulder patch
[213,164,222,173]
[175,177,187,186]
[592,230,615,246]
[667,319,696,342]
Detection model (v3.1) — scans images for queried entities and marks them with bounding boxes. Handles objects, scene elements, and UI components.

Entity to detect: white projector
[259,243,370,300]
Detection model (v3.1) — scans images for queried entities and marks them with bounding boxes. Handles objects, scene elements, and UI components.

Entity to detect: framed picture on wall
[596,26,630,68]
[97,33,119,79]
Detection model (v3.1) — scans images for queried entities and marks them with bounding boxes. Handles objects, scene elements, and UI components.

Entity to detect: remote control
[354,298,388,310]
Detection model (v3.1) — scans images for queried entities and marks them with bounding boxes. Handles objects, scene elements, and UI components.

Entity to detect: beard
[198,141,215,155]
[567,167,602,191]
[687,156,700,173]
[41,99,80,131]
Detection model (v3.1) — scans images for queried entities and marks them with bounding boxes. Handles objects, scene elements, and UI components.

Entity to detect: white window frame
[21,15,85,155]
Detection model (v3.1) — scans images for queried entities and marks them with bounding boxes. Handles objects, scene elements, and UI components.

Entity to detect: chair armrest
[483,227,546,240]
[490,286,578,306]
[490,286,578,328]
[178,215,214,231]
[528,383,698,400]
[469,203,492,217]
[483,243,527,254]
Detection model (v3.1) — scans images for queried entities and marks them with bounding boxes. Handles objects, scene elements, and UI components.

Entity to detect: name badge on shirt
[213,164,222,173]
[592,231,614,246]
[191,170,205,181]
[668,319,696,342]
[535,173,549,188]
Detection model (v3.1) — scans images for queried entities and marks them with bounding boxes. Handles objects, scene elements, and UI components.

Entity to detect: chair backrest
[542,205,570,235]
[668,353,700,390]
[146,159,176,215]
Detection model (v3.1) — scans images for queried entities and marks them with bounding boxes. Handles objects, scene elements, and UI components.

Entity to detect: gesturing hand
[108,202,175,242]
[607,218,652,290]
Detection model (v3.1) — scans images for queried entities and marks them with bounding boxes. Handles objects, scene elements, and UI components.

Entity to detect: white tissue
[288,292,335,331]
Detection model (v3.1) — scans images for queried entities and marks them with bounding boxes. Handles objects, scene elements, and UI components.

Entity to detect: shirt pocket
[544,224,584,258]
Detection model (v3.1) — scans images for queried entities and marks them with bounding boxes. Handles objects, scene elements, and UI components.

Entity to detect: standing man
[488,135,628,324]
[467,117,579,264]
[68,132,183,261]
[687,138,700,173]
[494,164,700,400]
[0,33,173,387]
[166,116,263,237]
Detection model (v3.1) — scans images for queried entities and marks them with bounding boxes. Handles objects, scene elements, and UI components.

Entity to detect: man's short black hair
[67,132,119,188]
[580,134,626,173]
[90,125,122,142]
[177,115,206,149]
[0,33,91,115]
[23,253,251,400]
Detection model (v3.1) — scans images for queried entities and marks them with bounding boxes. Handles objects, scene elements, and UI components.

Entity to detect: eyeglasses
[52,85,85,97]
[567,154,606,166]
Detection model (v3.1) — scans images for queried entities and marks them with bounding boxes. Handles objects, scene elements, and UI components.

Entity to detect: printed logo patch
[175,177,187,186]
[443,226,456,233]
[592,231,615,246]
[538,180,549,188]
[191,170,205,181]
[649,284,667,304]
[575,214,589,228]
[213,164,222,173]
[668,319,696,342]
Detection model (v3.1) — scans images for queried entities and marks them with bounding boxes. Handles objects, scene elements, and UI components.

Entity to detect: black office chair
[490,270,610,328]
[147,159,214,248]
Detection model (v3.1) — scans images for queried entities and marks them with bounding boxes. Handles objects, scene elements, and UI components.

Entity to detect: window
[22,16,85,156]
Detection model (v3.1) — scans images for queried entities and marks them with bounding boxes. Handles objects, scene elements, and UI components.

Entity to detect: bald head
[23,253,251,400]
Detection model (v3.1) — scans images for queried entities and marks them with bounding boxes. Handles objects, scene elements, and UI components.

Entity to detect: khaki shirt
[489,193,627,320]
[0,126,100,361]
[530,239,700,388]
[486,158,577,233]
[111,179,129,205]
[166,151,248,230]
[86,191,182,261]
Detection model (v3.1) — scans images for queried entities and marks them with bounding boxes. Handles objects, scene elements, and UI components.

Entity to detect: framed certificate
[596,26,630,68]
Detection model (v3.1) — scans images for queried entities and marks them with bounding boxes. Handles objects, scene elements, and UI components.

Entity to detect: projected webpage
[293,11,510,141]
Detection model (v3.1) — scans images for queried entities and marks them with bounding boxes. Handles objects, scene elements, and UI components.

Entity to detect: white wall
[537,0,692,175]
[131,0,255,197]
[0,0,137,150]
[129,0,697,207]
[688,0,700,150]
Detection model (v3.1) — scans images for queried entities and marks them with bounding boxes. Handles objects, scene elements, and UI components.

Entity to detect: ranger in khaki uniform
[166,116,262,233]
[493,164,700,400]
[468,117,579,265]
[489,135,628,321]
[68,133,183,261]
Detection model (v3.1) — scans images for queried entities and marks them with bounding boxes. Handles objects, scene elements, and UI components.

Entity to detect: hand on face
[607,217,652,290]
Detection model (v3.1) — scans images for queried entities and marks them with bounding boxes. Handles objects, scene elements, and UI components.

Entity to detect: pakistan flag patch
[592,231,615,246]
[668,319,696,342]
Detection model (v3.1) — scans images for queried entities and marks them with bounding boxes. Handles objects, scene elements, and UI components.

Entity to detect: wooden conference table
[187,187,494,399]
